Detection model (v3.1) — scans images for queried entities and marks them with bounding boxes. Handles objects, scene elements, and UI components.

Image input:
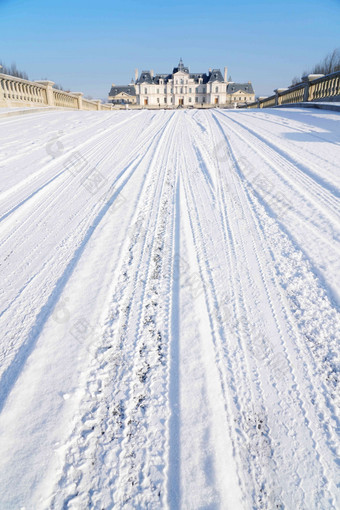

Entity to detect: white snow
[0,108,339,509]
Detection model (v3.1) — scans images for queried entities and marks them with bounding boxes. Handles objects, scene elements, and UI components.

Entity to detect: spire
[178,58,184,70]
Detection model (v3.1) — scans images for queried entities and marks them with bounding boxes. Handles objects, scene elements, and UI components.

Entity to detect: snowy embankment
[0,108,339,509]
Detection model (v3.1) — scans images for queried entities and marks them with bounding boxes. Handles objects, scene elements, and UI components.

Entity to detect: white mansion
[109,59,255,107]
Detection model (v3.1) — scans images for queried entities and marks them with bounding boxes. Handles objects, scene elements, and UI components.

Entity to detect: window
[171,97,173,103]
[157,89,159,94]
[164,97,167,103]
[180,87,183,93]
[144,88,147,94]
[215,86,218,93]
[171,88,173,93]
[189,88,192,93]
[189,97,192,102]
[164,88,166,94]
[157,97,160,103]
[195,97,198,103]
[203,97,205,103]
[180,79,184,84]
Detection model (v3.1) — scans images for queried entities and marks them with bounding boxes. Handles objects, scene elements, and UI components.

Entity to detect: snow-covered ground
[0,107,339,509]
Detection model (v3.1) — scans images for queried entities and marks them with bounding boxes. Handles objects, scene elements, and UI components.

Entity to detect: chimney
[135,68,138,81]
[224,67,228,82]
[150,69,154,78]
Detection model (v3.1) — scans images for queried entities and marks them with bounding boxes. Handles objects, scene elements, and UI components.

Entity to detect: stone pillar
[274,88,288,106]
[301,74,324,102]
[258,96,267,108]
[94,100,101,110]
[72,92,83,110]
[35,80,55,106]
[0,76,5,104]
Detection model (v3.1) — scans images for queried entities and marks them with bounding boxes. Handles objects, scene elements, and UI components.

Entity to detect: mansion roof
[109,85,136,96]
[227,82,254,94]
[136,60,225,85]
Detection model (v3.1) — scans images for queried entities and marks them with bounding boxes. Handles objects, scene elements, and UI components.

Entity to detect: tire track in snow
[178,159,248,507]
[213,110,340,307]
[216,111,340,219]
[49,112,179,508]
[109,113,178,507]
[0,114,175,417]
[167,172,181,509]
[233,109,340,147]
[210,110,339,508]
[186,112,284,508]
[0,110,146,221]
[185,109,339,508]
[0,112,173,374]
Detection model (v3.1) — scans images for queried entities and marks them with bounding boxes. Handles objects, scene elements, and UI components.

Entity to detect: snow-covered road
[0,108,339,509]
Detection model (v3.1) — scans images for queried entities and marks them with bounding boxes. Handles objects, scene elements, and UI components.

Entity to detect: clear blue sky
[1,0,339,100]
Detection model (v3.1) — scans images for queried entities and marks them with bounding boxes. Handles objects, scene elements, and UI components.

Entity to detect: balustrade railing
[241,70,340,109]
[0,73,112,111]
[53,89,78,108]
[82,98,99,111]
[260,95,276,108]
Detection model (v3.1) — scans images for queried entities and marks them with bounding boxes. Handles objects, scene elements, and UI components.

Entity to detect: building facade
[108,59,255,107]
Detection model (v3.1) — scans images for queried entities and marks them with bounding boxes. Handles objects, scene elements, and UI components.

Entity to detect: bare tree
[290,76,301,86]
[0,60,29,79]
[291,48,340,85]
[311,48,340,74]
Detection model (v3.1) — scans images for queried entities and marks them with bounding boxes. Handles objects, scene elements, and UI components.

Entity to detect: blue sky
[1,0,339,100]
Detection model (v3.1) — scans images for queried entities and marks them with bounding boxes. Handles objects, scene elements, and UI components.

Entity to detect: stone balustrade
[308,71,340,101]
[259,95,276,108]
[82,98,101,111]
[241,70,340,109]
[0,73,112,111]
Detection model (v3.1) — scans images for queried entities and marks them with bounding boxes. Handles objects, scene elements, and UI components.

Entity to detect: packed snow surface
[0,108,339,509]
